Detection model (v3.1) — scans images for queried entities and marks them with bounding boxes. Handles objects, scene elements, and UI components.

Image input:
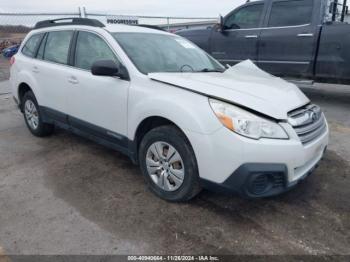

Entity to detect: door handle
[245,35,258,39]
[32,66,39,73]
[297,33,314,37]
[68,76,79,85]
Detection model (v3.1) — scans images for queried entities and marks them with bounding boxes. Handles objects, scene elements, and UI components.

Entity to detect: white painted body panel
[66,67,130,136]
[31,59,71,113]
[149,61,310,120]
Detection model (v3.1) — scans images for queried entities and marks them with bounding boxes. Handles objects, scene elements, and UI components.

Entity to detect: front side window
[43,31,73,65]
[75,31,119,70]
[113,33,224,74]
[268,0,313,27]
[22,33,43,58]
[224,4,264,29]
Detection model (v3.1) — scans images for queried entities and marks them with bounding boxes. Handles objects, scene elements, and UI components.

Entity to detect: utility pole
[332,0,339,21]
[341,0,348,22]
[79,7,86,18]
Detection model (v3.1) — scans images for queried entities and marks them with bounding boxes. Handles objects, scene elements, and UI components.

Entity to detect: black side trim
[40,106,137,163]
[41,107,68,124]
[69,116,128,148]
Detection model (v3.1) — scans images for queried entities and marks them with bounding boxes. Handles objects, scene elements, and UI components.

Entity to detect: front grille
[288,104,327,145]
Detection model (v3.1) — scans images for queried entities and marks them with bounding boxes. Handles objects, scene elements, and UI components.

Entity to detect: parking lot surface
[0,57,349,255]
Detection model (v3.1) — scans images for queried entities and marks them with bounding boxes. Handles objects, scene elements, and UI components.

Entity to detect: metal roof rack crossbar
[34,18,105,29]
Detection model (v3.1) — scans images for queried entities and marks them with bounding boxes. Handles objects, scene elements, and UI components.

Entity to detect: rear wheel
[139,125,201,202]
[22,91,54,137]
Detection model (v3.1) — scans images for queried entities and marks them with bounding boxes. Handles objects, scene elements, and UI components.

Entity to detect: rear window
[43,31,73,65]
[268,0,313,27]
[22,33,43,58]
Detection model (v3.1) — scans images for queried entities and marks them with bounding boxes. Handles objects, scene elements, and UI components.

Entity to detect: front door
[257,0,317,78]
[67,31,130,146]
[209,2,266,65]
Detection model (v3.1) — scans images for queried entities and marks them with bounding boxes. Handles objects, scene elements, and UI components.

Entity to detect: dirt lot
[0,57,10,82]
[0,58,349,255]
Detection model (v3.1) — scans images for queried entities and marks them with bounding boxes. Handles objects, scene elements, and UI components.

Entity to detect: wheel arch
[15,69,42,108]
[132,116,193,163]
[18,82,33,111]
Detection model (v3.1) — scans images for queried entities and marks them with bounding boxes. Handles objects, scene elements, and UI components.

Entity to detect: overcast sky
[0,0,247,17]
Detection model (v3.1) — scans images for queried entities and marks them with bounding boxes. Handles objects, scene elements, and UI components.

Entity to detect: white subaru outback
[10,18,329,201]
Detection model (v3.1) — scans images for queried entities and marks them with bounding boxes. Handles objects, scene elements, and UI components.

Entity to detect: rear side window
[224,4,264,29]
[75,31,119,70]
[36,33,47,60]
[268,0,313,27]
[43,31,73,65]
[22,33,43,58]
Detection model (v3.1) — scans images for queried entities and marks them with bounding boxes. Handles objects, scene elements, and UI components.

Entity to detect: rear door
[34,30,74,124]
[209,2,266,65]
[257,0,317,78]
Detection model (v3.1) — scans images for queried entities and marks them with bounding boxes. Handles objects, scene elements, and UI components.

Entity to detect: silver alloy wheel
[24,100,39,130]
[146,141,185,192]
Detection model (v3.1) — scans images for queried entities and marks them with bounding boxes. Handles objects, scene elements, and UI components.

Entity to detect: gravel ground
[0,56,10,82]
[0,61,349,256]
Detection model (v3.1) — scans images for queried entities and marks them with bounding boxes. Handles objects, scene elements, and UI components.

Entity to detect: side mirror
[91,60,129,80]
[217,15,224,32]
[229,23,241,30]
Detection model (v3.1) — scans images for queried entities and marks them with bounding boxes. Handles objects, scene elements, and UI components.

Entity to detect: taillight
[10,56,15,66]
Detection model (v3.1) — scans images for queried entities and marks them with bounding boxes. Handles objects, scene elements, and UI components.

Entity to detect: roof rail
[34,18,105,29]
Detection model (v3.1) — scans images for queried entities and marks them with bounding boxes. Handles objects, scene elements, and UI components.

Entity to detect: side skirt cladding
[40,106,138,164]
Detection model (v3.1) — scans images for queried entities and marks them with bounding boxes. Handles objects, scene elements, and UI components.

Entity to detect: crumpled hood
[149,60,310,120]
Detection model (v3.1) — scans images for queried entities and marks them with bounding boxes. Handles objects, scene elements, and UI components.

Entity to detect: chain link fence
[0,8,217,53]
[0,12,82,52]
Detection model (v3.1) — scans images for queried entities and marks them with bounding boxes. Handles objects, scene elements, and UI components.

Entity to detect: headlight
[209,99,288,140]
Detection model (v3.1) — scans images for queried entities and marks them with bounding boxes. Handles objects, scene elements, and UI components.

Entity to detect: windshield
[112,33,225,74]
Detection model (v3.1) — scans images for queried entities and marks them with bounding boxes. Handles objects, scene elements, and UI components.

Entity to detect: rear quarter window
[22,33,44,58]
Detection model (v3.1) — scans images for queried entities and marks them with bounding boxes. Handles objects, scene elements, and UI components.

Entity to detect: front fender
[127,82,222,141]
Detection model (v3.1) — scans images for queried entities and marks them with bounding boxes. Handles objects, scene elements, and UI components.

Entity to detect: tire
[139,125,202,202]
[22,91,54,137]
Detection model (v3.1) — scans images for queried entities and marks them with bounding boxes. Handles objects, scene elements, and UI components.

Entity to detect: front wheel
[139,125,201,202]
